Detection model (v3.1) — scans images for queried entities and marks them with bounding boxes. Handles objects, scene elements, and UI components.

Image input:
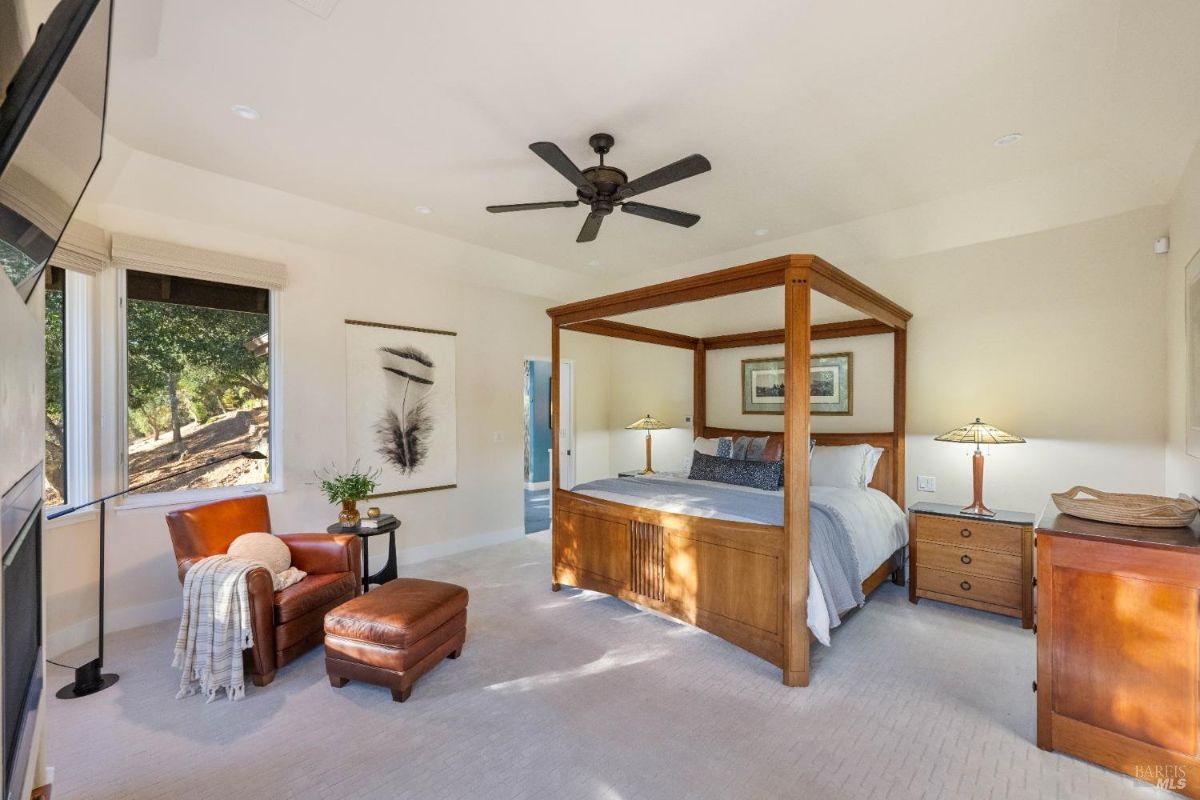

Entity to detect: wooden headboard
[701,427,900,505]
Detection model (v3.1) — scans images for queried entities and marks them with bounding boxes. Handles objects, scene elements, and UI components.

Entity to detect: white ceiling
[105,0,1200,277]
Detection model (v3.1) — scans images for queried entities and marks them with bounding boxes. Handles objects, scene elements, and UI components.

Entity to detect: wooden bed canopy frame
[545,254,912,687]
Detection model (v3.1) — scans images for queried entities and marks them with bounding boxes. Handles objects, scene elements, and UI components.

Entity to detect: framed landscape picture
[740,352,853,415]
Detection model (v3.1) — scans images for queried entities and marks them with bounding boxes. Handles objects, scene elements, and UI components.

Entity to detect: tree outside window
[125,270,271,494]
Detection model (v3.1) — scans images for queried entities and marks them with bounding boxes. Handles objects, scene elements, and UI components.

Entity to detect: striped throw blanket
[172,555,260,702]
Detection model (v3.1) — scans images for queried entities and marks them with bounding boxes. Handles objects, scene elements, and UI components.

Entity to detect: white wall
[604,340,694,475]
[1166,142,1200,497]
[867,207,1168,514]
[558,330,611,486]
[45,149,599,654]
[705,336,894,434]
[592,208,1170,516]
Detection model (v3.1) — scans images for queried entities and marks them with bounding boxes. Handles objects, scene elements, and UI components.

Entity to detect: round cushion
[227,532,291,574]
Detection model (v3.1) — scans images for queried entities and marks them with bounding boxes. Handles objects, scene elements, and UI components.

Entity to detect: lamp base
[55,658,119,699]
[959,501,996,517]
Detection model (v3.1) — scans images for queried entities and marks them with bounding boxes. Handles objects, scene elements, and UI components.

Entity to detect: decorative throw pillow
[732,436,769,461]
[689,452,783,491]
[715,436,733,458]
[810,444,873,489]
[227,532,307,591]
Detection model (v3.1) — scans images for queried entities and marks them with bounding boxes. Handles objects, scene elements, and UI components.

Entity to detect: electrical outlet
[917,475,936,493]
[683,415,693,425]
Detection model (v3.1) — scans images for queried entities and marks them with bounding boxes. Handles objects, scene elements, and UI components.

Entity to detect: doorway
[524,359,572,534]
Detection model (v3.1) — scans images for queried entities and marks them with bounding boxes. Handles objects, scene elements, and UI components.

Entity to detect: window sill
[43,508,99,531]
[115,482,284,513]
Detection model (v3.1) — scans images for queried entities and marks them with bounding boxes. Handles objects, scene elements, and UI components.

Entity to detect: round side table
[327,518,401,593]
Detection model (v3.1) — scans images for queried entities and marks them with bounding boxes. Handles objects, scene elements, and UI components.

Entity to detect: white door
[557,360,575,488]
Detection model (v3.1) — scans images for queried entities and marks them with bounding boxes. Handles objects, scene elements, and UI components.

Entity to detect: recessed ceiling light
[993,132,1023,147]
[414,206,433,215]
[230,104,260,120]
[753,228,769,237]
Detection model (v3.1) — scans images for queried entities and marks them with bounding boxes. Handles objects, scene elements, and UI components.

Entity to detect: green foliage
[316,462,381,503]
[125,298,269,446]
[44,285,66,502]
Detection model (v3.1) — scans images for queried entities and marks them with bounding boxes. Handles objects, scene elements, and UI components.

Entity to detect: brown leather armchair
[166,495,361,686]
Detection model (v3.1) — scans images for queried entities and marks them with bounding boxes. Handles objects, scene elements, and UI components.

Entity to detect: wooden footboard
[552,489,907,674]
[553,489,789,667]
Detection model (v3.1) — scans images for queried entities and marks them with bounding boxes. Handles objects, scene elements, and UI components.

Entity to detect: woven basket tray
[1051,486,1199,528]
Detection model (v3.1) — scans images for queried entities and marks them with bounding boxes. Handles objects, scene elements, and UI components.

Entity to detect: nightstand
[908,502,1035,628]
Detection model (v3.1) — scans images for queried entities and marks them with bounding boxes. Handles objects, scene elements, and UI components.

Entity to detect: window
[44,266,93,511]
[123,269,274,496]
[44,267,67,506]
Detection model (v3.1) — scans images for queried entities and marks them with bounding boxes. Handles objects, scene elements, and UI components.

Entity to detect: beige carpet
[45,532,1166,800]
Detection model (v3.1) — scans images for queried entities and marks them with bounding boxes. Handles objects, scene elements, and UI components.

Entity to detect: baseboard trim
[48,595,182,659]
[47,525,527,656]
[392,525,525,568]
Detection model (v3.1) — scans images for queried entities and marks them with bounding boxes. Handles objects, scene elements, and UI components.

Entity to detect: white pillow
[683,436,719,473]
[227,532,307,591]
[865,446,885,485]
[810,444,873,489]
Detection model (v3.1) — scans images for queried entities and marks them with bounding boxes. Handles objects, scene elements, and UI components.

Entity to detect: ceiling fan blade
[621,202,700,228]
[529,142,596,198]
[616,154,711,199]
[576,212,604,243]
[487,201,579,213]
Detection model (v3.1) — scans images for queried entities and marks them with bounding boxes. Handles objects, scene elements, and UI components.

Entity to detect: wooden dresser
[1036,503,1200,797]
[908,502,1035,627]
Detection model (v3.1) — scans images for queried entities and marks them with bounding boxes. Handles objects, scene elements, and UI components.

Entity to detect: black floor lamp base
[55,658,119,699]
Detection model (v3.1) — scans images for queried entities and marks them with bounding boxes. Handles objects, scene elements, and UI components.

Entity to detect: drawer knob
[960,528,972,538]
[960,554,972,565]
[960,580,972,591]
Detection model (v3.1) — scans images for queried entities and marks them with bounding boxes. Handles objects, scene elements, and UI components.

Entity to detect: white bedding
[571,473,908,645]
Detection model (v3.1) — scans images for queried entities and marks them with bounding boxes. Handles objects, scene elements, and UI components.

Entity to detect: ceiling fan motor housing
[580,165,627,212]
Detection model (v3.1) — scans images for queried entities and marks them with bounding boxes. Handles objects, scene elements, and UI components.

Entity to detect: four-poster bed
[545,255,912,687]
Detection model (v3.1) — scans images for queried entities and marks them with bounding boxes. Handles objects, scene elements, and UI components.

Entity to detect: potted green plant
[316,462,382,528]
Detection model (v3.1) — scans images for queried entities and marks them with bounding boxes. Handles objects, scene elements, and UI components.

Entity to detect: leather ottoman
[324,578,467,702]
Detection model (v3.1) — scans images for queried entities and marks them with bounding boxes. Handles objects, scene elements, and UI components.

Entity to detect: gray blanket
[574,477,864,615]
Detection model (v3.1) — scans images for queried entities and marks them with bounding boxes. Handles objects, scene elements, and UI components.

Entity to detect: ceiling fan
[487,133,711,243]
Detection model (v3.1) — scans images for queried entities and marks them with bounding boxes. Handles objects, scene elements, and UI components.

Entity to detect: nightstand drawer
[917,541,1021,581]
[918,566,1022,608]
[914,514,1022,555]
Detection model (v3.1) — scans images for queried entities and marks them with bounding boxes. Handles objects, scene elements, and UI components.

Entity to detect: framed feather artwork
[344,319,457,496]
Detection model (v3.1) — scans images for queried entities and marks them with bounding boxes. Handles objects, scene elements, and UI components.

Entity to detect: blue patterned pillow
[732,436,769,461]
[715,437,733,458]
[689,452,783,491]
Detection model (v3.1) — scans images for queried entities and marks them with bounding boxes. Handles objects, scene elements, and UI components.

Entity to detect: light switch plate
[917,475,936,492]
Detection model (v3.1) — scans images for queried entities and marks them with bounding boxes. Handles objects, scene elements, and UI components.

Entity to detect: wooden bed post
[783,259,812,687]
[693,339,706,436]
[550,321,562,591]
[893,328,907,510]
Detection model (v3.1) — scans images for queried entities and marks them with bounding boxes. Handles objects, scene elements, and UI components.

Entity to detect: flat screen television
[0,0,111,303]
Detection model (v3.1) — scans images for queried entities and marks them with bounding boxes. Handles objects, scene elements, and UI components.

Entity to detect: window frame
[44,268,95,523]
[114,267,283,509]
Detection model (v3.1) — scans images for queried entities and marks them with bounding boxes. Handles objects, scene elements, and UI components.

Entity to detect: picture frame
[345,319,458,497]
[1186,248,1200,458]
[740,352,854,416]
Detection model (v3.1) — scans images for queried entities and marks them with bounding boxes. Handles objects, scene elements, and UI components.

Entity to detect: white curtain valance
[110,233,287,290]
[50,219,109,275]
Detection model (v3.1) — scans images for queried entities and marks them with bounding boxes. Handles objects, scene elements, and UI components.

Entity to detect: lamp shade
[626,414,670,431]
[935,418,1025,445]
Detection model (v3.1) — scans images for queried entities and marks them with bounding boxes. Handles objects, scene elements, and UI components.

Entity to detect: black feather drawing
[376,346,436,474]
